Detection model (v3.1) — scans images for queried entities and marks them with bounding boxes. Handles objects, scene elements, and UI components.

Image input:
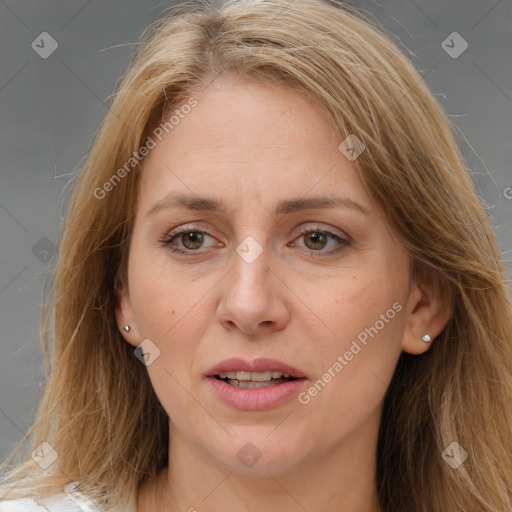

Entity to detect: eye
[158,223,351,257]
[291,225,351,256]
[159,225,218,254]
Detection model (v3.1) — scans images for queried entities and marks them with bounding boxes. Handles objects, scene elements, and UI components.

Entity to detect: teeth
[218,371,291,381]
[226,379,286,389]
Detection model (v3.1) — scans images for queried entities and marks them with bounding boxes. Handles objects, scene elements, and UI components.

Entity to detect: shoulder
[0,495,81,511]
[0,482,137,512]
[0,482,100,511]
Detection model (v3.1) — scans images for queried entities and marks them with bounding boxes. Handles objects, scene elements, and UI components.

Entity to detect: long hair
[1,0,511,510]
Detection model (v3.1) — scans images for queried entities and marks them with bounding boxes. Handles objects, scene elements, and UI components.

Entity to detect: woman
[1,0,511,510]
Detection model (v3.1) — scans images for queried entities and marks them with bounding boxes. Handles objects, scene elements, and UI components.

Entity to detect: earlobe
[114,285,140,347]
[401,282,453,355]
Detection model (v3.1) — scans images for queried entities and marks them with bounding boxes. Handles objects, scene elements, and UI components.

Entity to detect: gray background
[1,0,511,464]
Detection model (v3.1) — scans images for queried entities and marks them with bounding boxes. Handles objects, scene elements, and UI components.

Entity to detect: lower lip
[207,377,307,410]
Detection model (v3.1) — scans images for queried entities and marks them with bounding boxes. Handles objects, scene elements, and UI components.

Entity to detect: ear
[401,278,453,355]
[115,283,141,348]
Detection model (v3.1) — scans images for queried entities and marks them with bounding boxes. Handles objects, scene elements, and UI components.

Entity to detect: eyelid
[295,222,351,241]
[160,221,352,256]
[162,223,219,246]
[165,221,350,239]
[290,224,352,255]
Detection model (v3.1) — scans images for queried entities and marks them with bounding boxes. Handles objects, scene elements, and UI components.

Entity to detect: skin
[116,76,452,512]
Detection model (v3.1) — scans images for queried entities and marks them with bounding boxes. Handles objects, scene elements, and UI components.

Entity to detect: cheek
[302,269,406,391]
[127,249,214,386]
[127,257,208,415]
[128,247,201,336]
[296,278,404,442]
[309,268,403,340]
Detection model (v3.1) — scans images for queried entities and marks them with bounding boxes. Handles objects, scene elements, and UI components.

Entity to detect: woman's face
[117,78,430,476]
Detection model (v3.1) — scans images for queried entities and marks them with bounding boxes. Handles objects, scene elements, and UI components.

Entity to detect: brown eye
[293,227,351,257]
[179,231,205,250]
[303,231,328,250]
[159,226,216,255]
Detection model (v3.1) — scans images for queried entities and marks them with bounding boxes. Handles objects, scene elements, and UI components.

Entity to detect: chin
[203,430,310,476]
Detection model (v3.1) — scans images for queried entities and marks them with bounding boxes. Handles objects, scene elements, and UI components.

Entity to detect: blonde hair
[1,0,511,510]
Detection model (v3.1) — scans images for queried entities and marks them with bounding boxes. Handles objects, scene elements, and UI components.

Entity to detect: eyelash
[158,224,351,258]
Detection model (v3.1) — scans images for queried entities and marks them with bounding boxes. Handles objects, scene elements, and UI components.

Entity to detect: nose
[216,239,290,336]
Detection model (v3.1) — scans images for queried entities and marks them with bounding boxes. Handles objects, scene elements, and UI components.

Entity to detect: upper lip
[206,357,307,379]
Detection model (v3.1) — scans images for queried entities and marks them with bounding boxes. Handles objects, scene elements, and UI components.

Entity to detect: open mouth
[214,371,297,389]
[207,361,307,409]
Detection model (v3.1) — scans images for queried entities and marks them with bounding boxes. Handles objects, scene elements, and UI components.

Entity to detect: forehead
[137,79,369,211]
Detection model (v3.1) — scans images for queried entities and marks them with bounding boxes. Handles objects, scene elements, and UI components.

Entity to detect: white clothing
[0,482,136,512]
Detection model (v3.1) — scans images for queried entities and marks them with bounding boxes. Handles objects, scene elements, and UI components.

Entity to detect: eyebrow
[145,193,369,217]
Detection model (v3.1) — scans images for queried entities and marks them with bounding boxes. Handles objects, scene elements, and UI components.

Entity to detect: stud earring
[123,325,131,333]
[422,334,431,343]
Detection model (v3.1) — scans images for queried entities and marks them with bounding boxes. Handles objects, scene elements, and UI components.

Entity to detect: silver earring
[422,334,431,343]
[123,325,131,333]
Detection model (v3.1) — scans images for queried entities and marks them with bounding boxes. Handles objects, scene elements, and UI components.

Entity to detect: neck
[138,412,382,512]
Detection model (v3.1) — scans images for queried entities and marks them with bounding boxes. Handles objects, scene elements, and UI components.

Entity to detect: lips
[206,357,308,410]
[206,357,307,379]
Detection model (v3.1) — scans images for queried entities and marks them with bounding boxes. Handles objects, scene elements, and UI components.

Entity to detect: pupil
[183,232,203,249]
[306,232,326,250]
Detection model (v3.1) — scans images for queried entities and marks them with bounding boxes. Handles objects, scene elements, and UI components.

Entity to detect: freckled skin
[116,78,450,512]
